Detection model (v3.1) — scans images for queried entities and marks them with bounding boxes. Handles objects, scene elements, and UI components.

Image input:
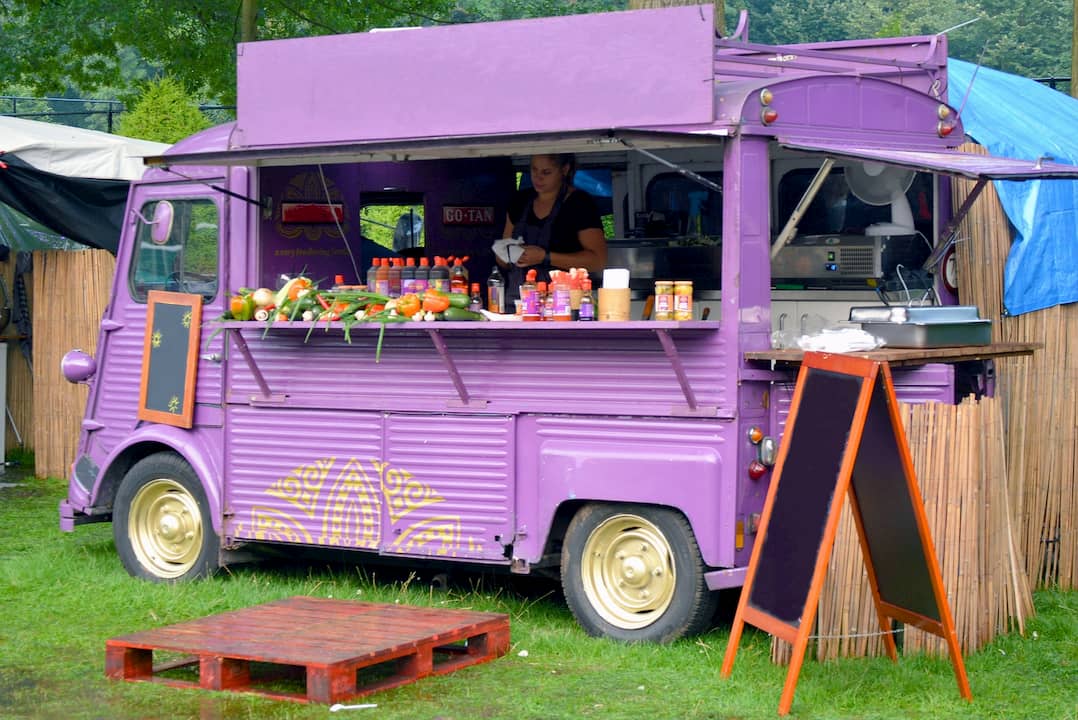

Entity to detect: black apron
[506,187,567,303]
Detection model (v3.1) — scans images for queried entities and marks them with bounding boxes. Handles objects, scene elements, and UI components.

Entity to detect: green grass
[1,477,1075,720]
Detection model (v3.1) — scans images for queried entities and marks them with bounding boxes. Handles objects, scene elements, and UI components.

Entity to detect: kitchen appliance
[850,305,992,347]
[770,234,930,284]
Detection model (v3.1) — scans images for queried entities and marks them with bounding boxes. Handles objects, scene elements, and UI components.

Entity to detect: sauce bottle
[430,256,450,292]
[450,258,468,293]
[551,271,572,321]
[414,257,430,292]
[487,265,506,313]
[374,258,390,297]
[388,257,402,297]
[521,269,540,322]
[469,283,483,312]
[578,278,595,321]
[400,257,416,295]
[366,258,380,291]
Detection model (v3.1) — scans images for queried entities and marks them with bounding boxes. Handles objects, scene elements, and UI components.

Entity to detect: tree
[117,76,211,144]
[0,1,628,106]
[627,0,725,34]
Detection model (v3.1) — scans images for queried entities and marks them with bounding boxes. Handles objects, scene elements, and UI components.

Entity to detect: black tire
[113,452,219,582]
[561,503,717,643]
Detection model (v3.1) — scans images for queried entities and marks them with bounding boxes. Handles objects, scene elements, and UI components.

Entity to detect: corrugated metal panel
[770,363,955,438]
[384,414,514,562]
[225,406,385,550]
[224,407,515,563]
[225,325,731,416]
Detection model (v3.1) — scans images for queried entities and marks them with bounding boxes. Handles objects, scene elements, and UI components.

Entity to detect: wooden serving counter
[744,342,1039,368]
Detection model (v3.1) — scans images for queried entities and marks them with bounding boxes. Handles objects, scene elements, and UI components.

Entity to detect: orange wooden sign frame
[137,290,202,429]
[721,351,971,715]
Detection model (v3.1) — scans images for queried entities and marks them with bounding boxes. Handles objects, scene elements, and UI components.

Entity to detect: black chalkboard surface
[746,368,864,626]
[721,352,970,716]
[138,291,202,428]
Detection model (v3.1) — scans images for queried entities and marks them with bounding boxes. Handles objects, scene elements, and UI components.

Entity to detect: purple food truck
[58,5,1078,642]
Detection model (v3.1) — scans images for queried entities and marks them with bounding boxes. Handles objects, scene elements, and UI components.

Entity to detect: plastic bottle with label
[414,257,430,292]
[450,258,468,293]
[578,278,595,321]
[388,258,403,297]
[521,269,540,322]
[537,281,552,321]
[429,257,450,293]
[366,258,380,291]
[487,265,506,313]
[469,283,483,312]
[374,258,391,297]
[400,257,416,295]
[551,271,572,321]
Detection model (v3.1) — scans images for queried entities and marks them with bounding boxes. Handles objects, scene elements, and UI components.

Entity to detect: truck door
[80,185,226,470]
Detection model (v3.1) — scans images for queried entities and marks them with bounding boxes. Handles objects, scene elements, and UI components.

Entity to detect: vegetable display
[220,275,485,361]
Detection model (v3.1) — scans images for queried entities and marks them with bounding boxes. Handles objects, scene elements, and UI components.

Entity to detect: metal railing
[1,95,236,132]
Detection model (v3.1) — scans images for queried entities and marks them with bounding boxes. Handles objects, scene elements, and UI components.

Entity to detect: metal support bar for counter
[228,330,278,401]
[425,328,487,409]
[654,328,700,412]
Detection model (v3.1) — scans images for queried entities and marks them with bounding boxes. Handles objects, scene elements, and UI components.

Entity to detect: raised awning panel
[779,139,1078,180]
[234,5,716,149]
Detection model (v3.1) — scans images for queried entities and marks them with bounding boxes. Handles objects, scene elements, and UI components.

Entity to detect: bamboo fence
[951,143,1077,590]
[771,395,1032,664]
[31,249,115,479]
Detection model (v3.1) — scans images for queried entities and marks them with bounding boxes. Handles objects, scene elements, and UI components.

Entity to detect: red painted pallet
[105,596,511,704]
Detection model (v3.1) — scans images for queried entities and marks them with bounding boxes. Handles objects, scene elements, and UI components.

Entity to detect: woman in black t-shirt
[499,154,606,297]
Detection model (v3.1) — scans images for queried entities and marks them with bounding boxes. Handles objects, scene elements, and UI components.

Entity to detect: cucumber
[448,293,471,309]
[443,306,484,321]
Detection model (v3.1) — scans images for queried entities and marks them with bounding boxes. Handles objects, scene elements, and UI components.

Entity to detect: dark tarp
[0,153,127,254]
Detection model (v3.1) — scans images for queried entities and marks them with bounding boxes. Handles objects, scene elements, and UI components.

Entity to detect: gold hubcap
[580,514,676,630]
[128,478,203,579]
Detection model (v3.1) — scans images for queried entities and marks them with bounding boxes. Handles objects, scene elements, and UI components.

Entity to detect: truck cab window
[130,199,219,303]
[361,200,424,253]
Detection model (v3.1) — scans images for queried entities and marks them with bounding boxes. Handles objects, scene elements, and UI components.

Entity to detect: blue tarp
[948,58,1078,315]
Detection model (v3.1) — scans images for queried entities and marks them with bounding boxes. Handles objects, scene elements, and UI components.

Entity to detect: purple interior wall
[258,158,514,290]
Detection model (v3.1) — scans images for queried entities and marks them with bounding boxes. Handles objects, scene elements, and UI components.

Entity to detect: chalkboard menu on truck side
[137,291,202,428]
[720,352,970,716]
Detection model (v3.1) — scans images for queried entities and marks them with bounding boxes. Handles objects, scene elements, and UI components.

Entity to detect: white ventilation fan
[845,161,916,236]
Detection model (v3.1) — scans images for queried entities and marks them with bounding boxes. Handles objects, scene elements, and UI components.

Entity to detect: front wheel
[113,453,219,581]
[561,503,717,643]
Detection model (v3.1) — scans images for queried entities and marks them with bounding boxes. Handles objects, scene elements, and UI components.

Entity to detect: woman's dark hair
[556,153,577,184]
[534,153,577,184]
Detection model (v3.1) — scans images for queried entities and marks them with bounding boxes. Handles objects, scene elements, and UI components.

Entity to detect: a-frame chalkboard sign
[721,351,971,716]
[137,291,202,429]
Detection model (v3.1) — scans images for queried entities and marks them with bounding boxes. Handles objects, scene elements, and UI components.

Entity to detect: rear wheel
[561,503,717,643]
[113,453,219,581]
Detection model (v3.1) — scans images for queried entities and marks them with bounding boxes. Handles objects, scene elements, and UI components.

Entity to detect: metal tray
[849,305,982,324]
[861,319,992,348]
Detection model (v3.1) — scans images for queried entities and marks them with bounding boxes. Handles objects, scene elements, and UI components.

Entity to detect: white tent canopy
[1,115,168,180]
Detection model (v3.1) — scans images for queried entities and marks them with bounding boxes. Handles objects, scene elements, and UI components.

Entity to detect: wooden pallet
[105,596,511,703]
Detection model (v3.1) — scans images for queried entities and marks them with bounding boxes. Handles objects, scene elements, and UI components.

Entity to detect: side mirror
[150,201,175,244]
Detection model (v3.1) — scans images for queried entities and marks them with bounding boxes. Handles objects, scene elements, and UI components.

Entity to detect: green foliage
[1,477,1077,719]
[116,76,211,143]
[729,0,1073,79]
